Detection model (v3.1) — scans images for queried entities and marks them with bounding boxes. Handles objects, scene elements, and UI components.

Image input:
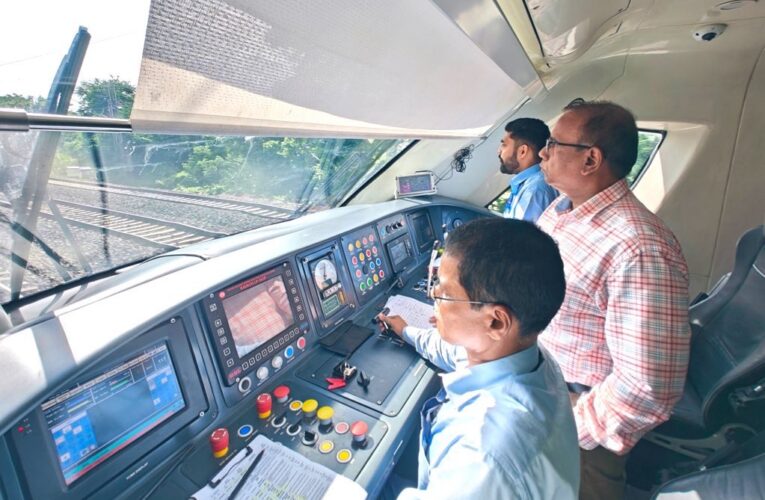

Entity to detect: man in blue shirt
[379,218,579,499]
[498,118,558,222]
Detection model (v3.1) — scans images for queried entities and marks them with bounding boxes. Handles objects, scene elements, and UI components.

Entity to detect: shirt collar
[509,163,542,193]
[554,179,630,221]
[441,344,540,398]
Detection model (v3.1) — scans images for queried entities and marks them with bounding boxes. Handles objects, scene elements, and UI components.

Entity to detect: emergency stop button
[257,393,272,419]
[209,428,229,458]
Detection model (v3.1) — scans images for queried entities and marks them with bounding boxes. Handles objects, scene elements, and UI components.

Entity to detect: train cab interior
[1,0,764,498]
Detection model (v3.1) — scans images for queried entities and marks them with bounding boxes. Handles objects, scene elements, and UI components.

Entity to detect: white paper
[191,435,367,500]
[384,295,435,330]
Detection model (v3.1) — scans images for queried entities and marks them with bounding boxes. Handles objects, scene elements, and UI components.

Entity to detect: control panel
[377,214,415,274]
[180,380,387,489]
[202,262,311,404]
[376,214,408,243]
[341,226,390,304]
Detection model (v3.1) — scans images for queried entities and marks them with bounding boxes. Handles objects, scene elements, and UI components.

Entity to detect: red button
[257,393,272,419]
[297,337,306,349]
[351,420,368,439]
[334,421,350,434]
[273,385,290,403]
[365,249,371,258]
[210,428,229,457]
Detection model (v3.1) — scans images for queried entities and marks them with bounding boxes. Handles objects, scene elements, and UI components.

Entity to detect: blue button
[376,258,382,266]
[369,261,375,270]
[238,424,254,438]
[284,346,295,359]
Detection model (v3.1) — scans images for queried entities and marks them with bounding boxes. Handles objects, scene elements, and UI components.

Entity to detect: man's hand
[377,313,407,337]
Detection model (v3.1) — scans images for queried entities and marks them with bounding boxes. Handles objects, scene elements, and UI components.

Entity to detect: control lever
[357,370,370,391]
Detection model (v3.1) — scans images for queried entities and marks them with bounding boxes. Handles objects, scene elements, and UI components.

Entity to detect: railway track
[50,179,296,221]
[1,199,226,251]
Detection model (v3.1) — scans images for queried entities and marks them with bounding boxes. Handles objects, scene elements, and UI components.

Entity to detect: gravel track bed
[0,207,166,302]
[49,185,280,234]
[1,186,299,301]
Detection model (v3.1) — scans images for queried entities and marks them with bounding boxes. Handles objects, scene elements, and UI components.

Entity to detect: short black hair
[444,218,565,337]
[563,100,638,179]
[504,117,550,155]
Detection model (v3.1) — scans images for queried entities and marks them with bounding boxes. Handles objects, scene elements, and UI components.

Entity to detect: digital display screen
[389,238,409,267]
[221,275,295,358]
[41,343,185,486]
[411,212,435,251]
[397,173,434,195]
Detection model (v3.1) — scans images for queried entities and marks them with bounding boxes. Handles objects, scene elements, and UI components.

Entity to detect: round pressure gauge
[313,258,338,290]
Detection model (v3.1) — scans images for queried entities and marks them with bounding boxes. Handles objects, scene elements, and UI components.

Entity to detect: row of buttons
[254,337,306,381]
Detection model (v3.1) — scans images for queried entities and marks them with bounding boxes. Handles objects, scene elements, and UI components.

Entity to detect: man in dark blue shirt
[498,118,558,222]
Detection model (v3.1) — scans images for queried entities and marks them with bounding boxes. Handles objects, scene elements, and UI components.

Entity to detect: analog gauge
[313,258,338,290]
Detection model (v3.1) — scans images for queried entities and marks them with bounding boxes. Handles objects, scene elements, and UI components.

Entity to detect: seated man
[379,218,579,499]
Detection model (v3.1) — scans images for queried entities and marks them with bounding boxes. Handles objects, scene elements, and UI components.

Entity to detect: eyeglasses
[429,278,512,311]
[430,295,494,306]
[545,137,594,151]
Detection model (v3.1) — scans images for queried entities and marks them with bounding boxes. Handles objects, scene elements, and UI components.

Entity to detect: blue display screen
[41,343,185,485]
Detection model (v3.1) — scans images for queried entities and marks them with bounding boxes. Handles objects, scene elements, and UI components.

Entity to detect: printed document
[191,434,367,500]
[384,295,434,330]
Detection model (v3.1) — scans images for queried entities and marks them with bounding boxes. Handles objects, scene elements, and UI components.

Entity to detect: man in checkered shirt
[536,100,690,500]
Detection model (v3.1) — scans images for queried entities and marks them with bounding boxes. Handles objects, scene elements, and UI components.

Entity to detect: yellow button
[302,399,318,414]
[373,274,379,283]
[355,240,361,248]
[289,400,303,412]
[347,243,354,252]
[336,449,352,464]
[319,440,335,454]
[317,406,334,421]
[359,253,365,262]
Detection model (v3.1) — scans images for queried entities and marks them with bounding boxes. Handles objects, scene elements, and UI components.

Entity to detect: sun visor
[131,0,537,139]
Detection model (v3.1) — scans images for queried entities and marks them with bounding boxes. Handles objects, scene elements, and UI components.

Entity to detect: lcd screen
[221,275,295,358]
[41,343,185,486]
[410,212,435,251]
[389,238,409,268]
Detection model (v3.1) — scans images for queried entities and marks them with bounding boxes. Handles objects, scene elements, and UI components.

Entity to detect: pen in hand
[227,449,265,500]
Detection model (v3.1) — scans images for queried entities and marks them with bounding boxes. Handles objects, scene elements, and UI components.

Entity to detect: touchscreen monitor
[41,343,185,486]
[222,275,294,358]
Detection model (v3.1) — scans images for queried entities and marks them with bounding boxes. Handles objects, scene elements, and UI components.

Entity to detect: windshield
[0,2,411,304]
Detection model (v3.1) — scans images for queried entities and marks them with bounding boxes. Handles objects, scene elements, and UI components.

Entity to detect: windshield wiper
[9,27,91,301]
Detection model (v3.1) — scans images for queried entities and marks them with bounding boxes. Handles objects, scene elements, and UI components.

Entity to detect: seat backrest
[651,451,765,499]
[685,225,765,430]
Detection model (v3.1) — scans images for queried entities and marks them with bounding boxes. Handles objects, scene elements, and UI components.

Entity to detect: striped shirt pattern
[537,180,690,454]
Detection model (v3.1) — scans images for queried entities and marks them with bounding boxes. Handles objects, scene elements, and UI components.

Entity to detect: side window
[627,130,665,186]
[486,129,665,215]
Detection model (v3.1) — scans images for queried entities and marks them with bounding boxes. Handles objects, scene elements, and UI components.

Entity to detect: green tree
[0,94,47,111]
[75,77,134,118]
